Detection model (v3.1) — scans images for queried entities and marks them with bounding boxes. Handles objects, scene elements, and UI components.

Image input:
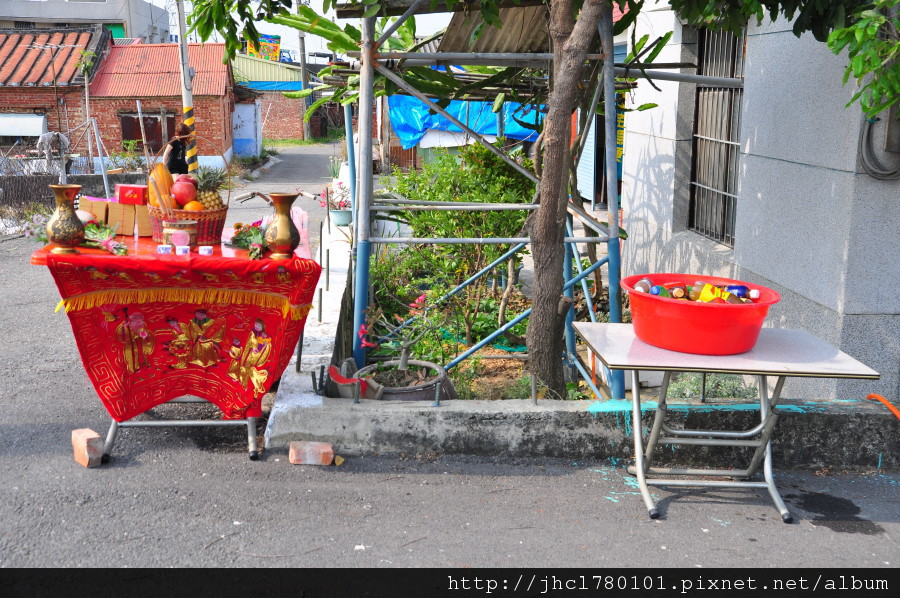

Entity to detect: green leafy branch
[827,1,899,117]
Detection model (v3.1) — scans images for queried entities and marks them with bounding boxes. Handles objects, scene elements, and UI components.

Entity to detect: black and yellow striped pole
[175,0,198,173]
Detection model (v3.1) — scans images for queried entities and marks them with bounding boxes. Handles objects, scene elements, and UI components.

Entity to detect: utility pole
[175,0,198,172]
[298,3,311,141]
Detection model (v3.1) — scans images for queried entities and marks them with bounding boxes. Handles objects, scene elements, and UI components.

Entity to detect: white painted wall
[232,100,262,158]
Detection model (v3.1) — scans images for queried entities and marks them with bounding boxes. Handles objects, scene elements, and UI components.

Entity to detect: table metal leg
[294,330,305,373]
[247,416,259,461]
[629,369,659,519]
[99,399,262,463]
[756,375,793,523]
[101,418,119,464]
[640,371,671,473]
[624,370,792,522]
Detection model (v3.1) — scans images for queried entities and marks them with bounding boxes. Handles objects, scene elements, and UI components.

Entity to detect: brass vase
[264,192,300,260]
[46,184,85,254]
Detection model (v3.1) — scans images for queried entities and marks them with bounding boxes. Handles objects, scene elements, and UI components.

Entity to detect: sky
[150,1,450,66]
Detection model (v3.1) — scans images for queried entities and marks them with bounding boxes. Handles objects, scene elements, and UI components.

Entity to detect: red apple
[171,181,197,206]
[175,174,198,188]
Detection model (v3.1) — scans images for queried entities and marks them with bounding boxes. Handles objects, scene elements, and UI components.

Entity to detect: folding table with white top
[573,323,880,523]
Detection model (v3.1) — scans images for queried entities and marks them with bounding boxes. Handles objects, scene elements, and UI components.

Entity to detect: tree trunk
[527,0,605,399]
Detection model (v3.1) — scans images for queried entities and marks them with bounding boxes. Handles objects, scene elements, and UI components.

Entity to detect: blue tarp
[245,81,306,91]
[388,95,542,150]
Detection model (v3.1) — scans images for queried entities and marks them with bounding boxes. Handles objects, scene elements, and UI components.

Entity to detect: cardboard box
[134,204,153,237]
[116,184,148,205]
[78,197,108,224]
[106,203,135,235]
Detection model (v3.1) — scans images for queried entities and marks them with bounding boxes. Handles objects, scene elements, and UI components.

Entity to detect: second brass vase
[264,192,300,259]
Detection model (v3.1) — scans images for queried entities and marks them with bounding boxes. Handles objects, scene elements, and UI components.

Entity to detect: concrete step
[266,388,898,470]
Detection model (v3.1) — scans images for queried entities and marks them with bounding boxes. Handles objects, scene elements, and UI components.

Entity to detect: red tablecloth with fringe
[43,250,320,421]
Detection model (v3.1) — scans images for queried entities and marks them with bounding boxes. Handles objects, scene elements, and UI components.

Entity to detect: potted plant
[321,184,352,227]
[333,292,458,402]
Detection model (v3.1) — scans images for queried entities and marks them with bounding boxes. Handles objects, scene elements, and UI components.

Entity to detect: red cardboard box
[116,184,148,205]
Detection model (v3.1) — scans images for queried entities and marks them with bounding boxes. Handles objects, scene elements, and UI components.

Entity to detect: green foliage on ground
[263,128,346,147]
[365,142,535,379]
[666,373,760,400]
[374,142,534,347]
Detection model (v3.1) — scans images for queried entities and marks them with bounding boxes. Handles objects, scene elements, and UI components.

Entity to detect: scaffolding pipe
[566,219,598,322]
[352,17,376,369]
[91,118,111,199]
[600,6,625,399]
[446,309,531,371]
[567,201,611,239]
[360,51,742,87]
[375,0,427,48]
[373,204,537,212]
[444,252,606,372]
[571,350,607,402]
[369,237,601,244]
[374,64,539,184]
[344,103,356,219]
[563,216,577,381]
[377,197,540,208]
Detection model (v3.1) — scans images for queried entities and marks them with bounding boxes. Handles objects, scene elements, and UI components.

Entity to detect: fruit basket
[146,137,230,245]
[621,273,780,355]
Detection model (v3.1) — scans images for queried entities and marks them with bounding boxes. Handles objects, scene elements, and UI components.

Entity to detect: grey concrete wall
[0,0,169,42]
[618,10,899,401]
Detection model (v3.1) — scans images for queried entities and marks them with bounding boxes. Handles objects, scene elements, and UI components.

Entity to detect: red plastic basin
[622,273,780,355]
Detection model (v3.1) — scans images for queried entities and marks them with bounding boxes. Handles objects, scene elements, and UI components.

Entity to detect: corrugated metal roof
[0,29,95,87]
[233,53,304,83]
[90,43,230,97]
[438,6,549,54]
[437,4,628,54]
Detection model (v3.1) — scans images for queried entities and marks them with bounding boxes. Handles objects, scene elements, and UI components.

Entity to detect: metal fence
[0,119,139,226]
[689,28,746,247]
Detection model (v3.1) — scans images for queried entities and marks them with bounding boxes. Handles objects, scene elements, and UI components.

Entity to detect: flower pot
[46,184,85,254]
[330,209,353,227]
[353,359,457,402]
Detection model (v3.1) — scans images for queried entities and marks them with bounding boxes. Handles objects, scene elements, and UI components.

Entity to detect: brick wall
[351,103,379,139]
[258,90,305,140]
[0,87,234,160]
[0,87,87,144]
[90,95,233,158]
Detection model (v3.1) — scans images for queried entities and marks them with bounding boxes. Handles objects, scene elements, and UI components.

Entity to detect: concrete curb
[266,395,898,470]
[266,219,898,471]
[248,155,280,179]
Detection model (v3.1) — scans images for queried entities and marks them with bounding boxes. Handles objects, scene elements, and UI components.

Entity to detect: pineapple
[195,166,226,210]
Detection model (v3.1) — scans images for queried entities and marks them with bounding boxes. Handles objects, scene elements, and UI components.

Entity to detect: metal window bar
[689,29,745,247]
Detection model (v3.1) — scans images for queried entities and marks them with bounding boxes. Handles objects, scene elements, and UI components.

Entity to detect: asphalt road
[0,143,897,570]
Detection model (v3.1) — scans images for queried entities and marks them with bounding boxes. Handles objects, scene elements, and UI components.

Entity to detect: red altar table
[33,237,321,461]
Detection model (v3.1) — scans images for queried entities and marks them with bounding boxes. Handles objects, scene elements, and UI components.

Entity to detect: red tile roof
[0,29,95,87]
[90,43,231,97]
